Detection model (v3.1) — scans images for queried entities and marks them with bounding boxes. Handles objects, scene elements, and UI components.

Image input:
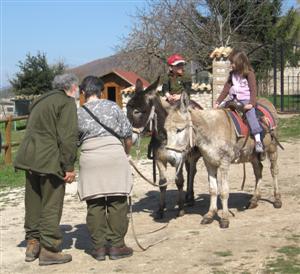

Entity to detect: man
[14,73,79,265]
[162,54,188,104]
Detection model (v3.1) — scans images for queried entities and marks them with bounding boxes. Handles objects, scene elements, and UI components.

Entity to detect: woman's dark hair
[80,76,104,99]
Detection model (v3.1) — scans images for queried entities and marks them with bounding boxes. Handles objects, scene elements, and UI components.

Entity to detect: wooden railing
[0,115,28,165]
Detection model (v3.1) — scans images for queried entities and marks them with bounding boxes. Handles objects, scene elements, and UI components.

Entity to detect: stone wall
[190,92,212,109]
[121,58,231,111]
[212,59,231,105]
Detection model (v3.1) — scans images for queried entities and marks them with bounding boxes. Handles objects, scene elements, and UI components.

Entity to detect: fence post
[280,44,284,112]
[4,115,12,165]
[273,40,277,107]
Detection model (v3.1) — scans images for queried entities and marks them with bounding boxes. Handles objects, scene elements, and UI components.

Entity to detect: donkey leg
[269,150,282,208]
[155,160,167,219]
[219,164,230,228]
[185,160,196,206]
[201,164,218,225]
[249,158,263,209]
[175,166,185,217]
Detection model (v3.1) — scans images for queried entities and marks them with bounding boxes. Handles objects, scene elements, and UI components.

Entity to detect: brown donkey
[126,78,201,218]
[164,92,282,228]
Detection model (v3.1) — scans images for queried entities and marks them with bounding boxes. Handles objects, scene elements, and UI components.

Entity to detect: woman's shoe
[91,247,107,261]
[108,246,133,260]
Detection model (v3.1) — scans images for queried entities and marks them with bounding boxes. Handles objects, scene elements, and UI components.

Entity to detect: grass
[0,165,25,189]
[265,245,300,273]
[130,135,151,160]
[262,94,300,112]
[214,250,233,257]
[0,114,299,190]
[278,115,300,141]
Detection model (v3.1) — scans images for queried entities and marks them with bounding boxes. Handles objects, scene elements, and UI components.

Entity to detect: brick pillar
[212,59,231,106]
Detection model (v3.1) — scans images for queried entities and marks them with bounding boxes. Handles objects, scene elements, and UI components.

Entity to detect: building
[80,69,150,109]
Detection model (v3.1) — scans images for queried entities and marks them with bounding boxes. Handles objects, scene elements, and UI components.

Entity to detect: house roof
[101,68,150,88]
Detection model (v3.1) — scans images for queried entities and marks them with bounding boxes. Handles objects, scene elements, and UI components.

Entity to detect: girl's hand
[244,104,253,110]
[213,102,219,109]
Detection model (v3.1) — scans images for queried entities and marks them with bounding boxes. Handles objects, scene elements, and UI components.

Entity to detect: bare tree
[117,0,293,81]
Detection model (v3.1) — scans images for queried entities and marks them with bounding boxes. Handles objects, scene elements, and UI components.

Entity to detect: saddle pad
[226,110,249,137]
[256,103,277,129]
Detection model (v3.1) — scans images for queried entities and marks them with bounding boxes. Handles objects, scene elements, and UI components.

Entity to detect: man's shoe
[39,247,72,266]
[91,247,107,261]
[255,141,264,153]
[108,246,133,260]
[25,239,40,262]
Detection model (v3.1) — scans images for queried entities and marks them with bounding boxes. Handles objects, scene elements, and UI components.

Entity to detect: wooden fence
[0,115,28,165]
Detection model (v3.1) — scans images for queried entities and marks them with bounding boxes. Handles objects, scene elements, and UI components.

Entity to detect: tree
[10,52,66,95]
[117,0,300,81]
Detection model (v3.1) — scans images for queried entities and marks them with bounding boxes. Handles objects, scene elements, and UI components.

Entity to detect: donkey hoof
[247,201,258,209]
[177,209,185,217]
[219,219,229,229]
[154,210,164,220]
[247,199,258,209]
[273,200,282,209]
[201,217,214,225]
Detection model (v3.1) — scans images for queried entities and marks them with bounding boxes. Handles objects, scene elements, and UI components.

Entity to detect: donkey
[126,77,201,218]
[164,91,282,228]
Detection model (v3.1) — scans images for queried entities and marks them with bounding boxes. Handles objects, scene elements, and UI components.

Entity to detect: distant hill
[0,86,14,99]
[69,53,128,80]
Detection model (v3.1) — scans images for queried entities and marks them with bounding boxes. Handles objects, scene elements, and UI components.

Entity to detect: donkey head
[126,77,160,129]
[165,91,192,152]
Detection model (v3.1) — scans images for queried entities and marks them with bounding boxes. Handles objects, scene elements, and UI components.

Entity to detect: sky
[0,0,299,88]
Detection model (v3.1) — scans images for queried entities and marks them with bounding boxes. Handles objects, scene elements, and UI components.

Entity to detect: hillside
[69,53,128,80]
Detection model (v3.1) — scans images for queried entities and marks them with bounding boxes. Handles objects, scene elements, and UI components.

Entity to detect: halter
[132,105,157,135]
[165,109,195,153]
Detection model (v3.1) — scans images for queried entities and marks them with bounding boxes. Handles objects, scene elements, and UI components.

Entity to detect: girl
[214,49,264,153]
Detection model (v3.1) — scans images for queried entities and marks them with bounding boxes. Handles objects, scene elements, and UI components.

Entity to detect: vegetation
[214,250,233,257]
[265,245,300,273]
[278,115,300,141]
[9,52,66,95]
[118,0,300,81]
[263,95,300,112]
[0,114,299,190]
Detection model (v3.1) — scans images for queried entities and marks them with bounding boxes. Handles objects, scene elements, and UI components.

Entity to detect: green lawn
[0,115,299,190]
[262,95,300,112]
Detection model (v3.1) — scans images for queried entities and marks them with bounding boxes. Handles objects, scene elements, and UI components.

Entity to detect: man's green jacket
[14,90,78,179]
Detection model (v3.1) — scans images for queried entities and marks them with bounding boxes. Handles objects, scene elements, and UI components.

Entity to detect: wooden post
[5,115,12,164]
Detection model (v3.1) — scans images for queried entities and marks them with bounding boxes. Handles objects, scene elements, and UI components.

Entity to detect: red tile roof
[104,68,150,88]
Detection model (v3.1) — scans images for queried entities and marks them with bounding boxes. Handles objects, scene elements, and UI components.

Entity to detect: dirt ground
[1,140,300,274]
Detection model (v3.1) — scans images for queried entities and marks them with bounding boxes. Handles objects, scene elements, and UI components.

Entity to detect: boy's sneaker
[255,141,264,153]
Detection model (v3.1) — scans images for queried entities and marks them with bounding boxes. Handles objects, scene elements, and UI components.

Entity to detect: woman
[77,76,133,261]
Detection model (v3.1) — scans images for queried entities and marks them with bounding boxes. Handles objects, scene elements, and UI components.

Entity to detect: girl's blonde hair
[228,49,252,77]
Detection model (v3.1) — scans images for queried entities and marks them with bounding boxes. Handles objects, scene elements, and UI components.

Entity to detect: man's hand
[244,104,253,110]
[64,171,76,184]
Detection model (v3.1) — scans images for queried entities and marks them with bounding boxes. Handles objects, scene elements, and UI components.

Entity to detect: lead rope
[128,196,169,251]
[128,158,172,188]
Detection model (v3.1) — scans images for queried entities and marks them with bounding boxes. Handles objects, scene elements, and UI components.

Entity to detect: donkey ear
[135,79,144,93]
[144,76,160,96]
[180,91,190,113]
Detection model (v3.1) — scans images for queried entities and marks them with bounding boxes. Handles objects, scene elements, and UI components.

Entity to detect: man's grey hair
[52,73,79,91]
